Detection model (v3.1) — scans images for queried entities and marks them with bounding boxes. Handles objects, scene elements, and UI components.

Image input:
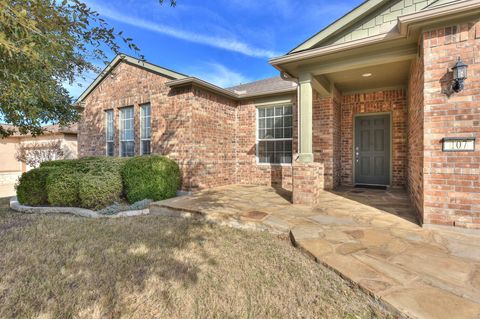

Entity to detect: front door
[354,114,390,186]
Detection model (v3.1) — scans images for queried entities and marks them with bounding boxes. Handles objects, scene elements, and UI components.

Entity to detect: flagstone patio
[151,184,480,319]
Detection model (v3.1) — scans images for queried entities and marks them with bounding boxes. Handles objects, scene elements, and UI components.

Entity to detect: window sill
[256,162,292,167]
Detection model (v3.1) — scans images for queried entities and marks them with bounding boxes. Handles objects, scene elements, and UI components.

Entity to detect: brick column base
[292,161,324,205]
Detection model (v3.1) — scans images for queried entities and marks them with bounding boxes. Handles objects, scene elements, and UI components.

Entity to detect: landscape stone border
[9,197,150,218]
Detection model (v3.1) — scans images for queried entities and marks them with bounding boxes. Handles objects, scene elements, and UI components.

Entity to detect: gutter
[269,32,404,67]
[166,77,297,101]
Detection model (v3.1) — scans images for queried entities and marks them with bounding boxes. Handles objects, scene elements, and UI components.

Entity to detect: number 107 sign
[442,137,476,152]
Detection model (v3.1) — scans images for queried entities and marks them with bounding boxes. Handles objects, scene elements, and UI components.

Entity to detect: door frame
[352,111,393,187]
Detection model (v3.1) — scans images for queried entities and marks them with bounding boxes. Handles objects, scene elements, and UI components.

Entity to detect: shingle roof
[0,123,78,136]
[227,76,297,96]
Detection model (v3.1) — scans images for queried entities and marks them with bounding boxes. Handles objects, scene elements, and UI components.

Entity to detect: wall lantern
[452,57,468,93]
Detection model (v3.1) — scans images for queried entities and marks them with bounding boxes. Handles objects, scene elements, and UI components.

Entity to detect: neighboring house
[77,0,480,230]
[0,124,78,185]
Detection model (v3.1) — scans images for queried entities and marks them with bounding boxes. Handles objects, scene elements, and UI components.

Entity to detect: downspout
[281,71,300,158]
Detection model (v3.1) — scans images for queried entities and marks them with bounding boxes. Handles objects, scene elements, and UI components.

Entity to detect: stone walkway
[151,185,480,319]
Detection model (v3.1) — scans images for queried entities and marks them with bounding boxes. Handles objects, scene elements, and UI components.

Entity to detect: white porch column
[298,73,314,163]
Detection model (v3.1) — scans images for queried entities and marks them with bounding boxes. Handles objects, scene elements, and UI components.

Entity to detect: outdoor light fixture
[452,57,468,93]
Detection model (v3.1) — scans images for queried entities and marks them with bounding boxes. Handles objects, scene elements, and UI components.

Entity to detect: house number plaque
[442,137,475,152]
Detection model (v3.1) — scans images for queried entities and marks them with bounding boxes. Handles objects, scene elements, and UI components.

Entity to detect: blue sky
[66,0,364,98]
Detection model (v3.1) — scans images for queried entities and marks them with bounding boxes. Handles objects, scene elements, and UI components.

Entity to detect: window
[120,107,134,157]
[140,103,151,155]
[105,110,114,156]
[257,104,293,164]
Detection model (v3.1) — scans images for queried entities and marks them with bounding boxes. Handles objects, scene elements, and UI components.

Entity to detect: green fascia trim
[289,0,389,54]
[75,53,188,104]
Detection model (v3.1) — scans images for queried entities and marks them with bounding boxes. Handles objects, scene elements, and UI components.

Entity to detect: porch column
[298,72,314,163]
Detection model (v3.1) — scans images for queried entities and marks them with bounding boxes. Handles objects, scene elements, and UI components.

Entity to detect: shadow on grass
[0,214,212,318]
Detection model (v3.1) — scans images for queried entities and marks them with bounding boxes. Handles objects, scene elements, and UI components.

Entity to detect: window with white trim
[105,110,114,156]
[120,106,134,157]
[257,104,293,164]
[140,103,151,155]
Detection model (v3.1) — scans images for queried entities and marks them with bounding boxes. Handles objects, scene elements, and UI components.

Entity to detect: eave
[75,53,188,105]
[166,77,297,101]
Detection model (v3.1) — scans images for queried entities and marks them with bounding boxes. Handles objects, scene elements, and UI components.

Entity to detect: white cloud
[89,2,280,59]
[189,63,251,88]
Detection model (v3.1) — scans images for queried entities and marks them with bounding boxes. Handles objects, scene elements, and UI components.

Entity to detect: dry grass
[0,197,391,319]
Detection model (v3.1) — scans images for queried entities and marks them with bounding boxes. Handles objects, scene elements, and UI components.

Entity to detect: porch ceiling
[321,60,411,93]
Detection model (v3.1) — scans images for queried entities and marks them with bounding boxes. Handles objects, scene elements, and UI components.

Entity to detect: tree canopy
[0,0,176,137]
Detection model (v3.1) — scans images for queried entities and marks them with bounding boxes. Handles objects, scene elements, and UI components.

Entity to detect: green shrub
[122,155,181,203]
[41,157,127,174]
[78,171,123,209]
[16,167,52,206]
[46,170,80,207]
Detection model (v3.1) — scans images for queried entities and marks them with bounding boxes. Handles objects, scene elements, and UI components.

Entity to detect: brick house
[77,0,480,230]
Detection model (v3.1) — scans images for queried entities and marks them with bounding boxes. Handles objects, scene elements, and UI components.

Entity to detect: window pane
[107,142,114,157]
[120,107,134,157]
[258,141,266,154]
[141,140,151,155]
[258,129,266,139]
[256,105,293,164]
[266,118,274,129]
[140,104,151,139]
[275,141,284,152]
[285,141,292,152]
[266,141,275,152]
[274,128,283,138]
[258,108,265,118]
[274,117,283,129]
[284,127,292,138]
[259,118,265,129]
[284,115,292,127]
[265,129,274,139]
[121,141,134,157]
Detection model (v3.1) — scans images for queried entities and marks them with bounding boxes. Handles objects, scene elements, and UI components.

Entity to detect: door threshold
[354,184,388,190]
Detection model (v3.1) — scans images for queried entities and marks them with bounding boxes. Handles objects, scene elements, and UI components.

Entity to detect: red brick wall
[78,61,237,191]
[422,19,480,229]
[188,88,237,190]
[235,97,297,191]
[292,162,324,205]
[407,51,425,221]
[341,89,407,187]
[312,88,342,189]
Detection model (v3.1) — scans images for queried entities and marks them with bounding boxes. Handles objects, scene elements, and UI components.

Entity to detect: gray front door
[354,114,390,186]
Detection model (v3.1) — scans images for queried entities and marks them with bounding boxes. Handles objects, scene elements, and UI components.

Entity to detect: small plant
[16,167,52,206]
[122,155,181,203]
[78,172,123,210]
[97,199,152,215]
[46,170,80,207]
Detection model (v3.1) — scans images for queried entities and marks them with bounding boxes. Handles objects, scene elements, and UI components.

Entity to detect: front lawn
[0,197,390,318]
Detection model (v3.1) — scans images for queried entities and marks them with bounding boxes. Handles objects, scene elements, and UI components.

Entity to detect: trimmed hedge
[46,170,80,207]
[41,157,127,174]
[16,167,52,206]
[78,171,123,210]
[17,155,180,209]
[122,155,181,203]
